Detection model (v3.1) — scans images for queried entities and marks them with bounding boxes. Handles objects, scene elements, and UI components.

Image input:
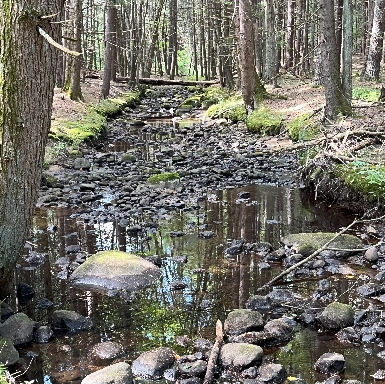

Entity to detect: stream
[7,87,385,383]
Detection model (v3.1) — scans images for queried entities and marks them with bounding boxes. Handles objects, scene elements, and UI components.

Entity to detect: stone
[69,250,161,295]
[246,295,270,312]
[0,337,19,366]
[281,233,362,257]
[257,363,287,383]
[364,246,379,262]
[81,362,132,384]
[74,158,91,170]
[224,309,264,336]
[35,326,53,343]
[91,341,125,365]
[314,352,345,374]
[0,313,34,345]
[132,347,176,379]
[51,310,92,332]
[178,360,207,377]
[318,302,354,330]
[263,318,295,346]
[219,343,263,369]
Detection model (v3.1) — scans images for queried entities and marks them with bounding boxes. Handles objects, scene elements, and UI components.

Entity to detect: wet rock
[281,233,362,257]
[69,250,161,295]
[316,375,342,384]
[1,302,14,322]
[219,343,263,369]
[66,244,82,254]
[146,255,162,267]
[225,239,245,256]
[335,327,360,345]
[179,378,202,384]
[178,359,207,377]
[246,295,270,312]
[342,381,362,384]
[198,231,216,239]
[0,313,34,345]
[257,363,287,384]
[356,282,384,297]
[263,318,295,346]
[35,298,53,309]
[253,242,273,254]
[224,309,264,336]
[318,302,354,330]
[364,246,379,262]
[17,282,35,304]
[79,183,96,191]
[170,280,188,290]
[170,231,186,237]
[0,336,19,366]
[193,338,213,353]
[34,325,53,344]
[91,341,125,365]
[267,289,297,304]
[266,248,286,261]
[314,352,345,374]
[74,158,91,170]
[51,310,92,332]
[132,347,176,379]
[312,279,331,301]
[81,361,132,384]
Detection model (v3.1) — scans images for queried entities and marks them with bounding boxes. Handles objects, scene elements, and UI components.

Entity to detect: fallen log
[116,77,220,87]
[203,319,223,384]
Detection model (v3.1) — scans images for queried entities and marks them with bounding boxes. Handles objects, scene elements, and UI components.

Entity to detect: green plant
[147,172,180,184]
[352,87,380,102]
[246,107,283,135]
[287,113,320,141]
[206,96,246,122]
[0,365,7,384]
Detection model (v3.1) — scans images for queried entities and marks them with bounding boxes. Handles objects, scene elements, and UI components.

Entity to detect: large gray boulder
[0,313,34,345]
[314,352,345,374]
[81,362,132,384]
[219,343,263,369]
[51,310,92,332]
[281,233,362,257]
[0,337,19,366]
[224,309,264,336]
[70,251,161,295]
[318,302,354,330]
[132,347,176,379]
[263,318,295,346]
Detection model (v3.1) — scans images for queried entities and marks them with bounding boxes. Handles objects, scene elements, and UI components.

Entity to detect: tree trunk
[63,0,83,101]
[319,0,352,120]
[263,0,277,84]
[168,0,178,80]
[342,0,353,105]
[0,1,64,286]
[238,0,257,113]
[101,0,116,98]
[361,0,385,80]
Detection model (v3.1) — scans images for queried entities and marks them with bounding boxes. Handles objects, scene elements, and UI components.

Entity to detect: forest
[1,0,385,383]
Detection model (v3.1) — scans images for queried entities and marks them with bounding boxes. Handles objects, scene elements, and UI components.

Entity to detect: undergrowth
[147,172,180,184]
[352,87,380,102]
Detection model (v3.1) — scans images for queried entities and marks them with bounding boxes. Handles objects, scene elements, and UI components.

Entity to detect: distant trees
[0,0,64,291]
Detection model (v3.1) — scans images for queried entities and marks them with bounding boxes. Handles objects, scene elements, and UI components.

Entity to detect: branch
[256,214,385,292]
[37,26,82,57]
[203,320,223,384]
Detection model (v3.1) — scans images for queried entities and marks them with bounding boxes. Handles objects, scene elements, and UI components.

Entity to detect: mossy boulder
[206,96,246,122]
[0,313,34,346]
[219,343,263,369]
[147,172,179,184]
[287,112,320,141]
[69,251,161,295]
[281,232,362,257]
[224,309,264,336]
[318,302,354,330]
[246,107,283,136]
[0,337,19,366]
[81,362,132,384]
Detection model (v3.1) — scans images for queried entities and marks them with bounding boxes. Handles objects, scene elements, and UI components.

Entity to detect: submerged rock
[318,302,354,330]
[51,310,92,332]
[91,341,125,365]
[132,347,176,379]
[69,250,161,295]
[281,233,362,257]
[81,361,132,384]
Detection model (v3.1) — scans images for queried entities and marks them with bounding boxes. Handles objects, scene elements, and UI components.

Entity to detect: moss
[352,86,380,102]
[334,161,385,202]
[179,94,203,109]
[121,153,136,163]
[92,92,139,117]
[147,172,180,184]
[287,112,320,141]
[246,107,283,135]
[202,86,230,108]
[206,96,246,122]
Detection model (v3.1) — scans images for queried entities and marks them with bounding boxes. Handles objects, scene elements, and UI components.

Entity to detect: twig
[257,214,385,292]
[203,320,223,384]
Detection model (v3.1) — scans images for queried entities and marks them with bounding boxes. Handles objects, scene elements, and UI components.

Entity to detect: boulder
[263,318,295,346]
[70,250,161,295]
[132,347,176,379]
[0,313,34,345]
[224,309,264,336]
[178,359,207,377]
[35,326,53,343]
[257,363,287,383]
[246,295,270,312]
[74,158,91,170]
[314,352,345,374]
[0,336,19,366]
[318,302,354,330]
[91,341,125,365]
[51,310,92,332]
[364,246,379,262]
[281,233,362,257]
[81,362,132,384]
[219,343,263,369]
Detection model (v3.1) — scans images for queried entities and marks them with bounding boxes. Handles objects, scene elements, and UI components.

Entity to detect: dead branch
[256,214,385,292]
[203,320,223,384]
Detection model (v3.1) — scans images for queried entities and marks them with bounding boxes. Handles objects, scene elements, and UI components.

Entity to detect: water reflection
[12,184,374,383]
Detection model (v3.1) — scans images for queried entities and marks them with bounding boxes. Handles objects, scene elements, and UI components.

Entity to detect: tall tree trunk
[361,0,385,80]
[319,0,352,120]
[168,0,178,79]
[342,0,353,104]
[263,0,277,84]
[63,0,83,101]
[285,0,295,69]
[0,0,64,288]
[101,0,117,98]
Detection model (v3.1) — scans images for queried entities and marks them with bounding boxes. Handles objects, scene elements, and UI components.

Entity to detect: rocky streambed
[1,86,385,384]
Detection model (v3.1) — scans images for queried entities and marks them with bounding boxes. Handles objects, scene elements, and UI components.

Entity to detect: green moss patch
[147,172,180,184]
[287,112,320,141]
[334,161,385,201]
[206,96,246,122]
[246,107,283,135]
[352,86,380,102]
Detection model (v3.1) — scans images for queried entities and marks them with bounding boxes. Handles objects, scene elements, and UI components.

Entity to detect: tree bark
[0,1,64,285]
[342,0,353,105]
[361,0,385,81]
